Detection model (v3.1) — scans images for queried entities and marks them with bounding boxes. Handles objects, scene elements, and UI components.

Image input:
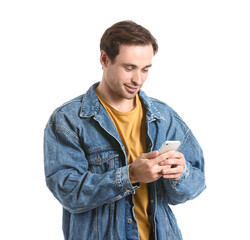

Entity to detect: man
[44,20,206,240]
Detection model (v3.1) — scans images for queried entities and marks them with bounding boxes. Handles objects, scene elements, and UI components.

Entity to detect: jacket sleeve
[44,122,137,214]
[162,127,206,205]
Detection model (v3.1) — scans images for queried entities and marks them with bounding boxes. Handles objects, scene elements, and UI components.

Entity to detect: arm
[160,129,206,205]
[44,123,138,214]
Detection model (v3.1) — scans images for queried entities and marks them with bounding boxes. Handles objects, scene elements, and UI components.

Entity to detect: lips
[124,84,139,93]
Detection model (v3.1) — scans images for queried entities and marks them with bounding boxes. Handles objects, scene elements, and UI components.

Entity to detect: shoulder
[141,92,190,134]
[148,96,174,113]
[151,97,185,121]
[48,94,85,126]
[141,91,185,122]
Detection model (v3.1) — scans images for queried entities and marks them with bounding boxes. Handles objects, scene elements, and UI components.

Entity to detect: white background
[1,0,250,239]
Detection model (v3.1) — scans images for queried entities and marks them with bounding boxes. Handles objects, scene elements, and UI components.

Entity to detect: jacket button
[127,218,133,224]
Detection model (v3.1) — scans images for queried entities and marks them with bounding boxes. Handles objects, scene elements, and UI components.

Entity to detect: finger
[162,166,184,175]
[162,174,182,179]
[154,150,176,165]
[160,166,182,174]
[159,150,176,159]
[159,160,169,166]
[164,158,184,166]
[159,157,184,166]
[162,170,182,178]
[172,151,184,159]
[143,150,159,160]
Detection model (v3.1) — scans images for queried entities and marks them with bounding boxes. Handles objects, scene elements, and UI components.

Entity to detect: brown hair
[100,20,158,62]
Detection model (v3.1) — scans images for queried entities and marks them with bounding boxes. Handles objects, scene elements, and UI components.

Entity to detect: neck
[96,82,136,112]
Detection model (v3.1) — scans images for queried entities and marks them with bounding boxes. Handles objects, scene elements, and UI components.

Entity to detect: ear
[100,50,109,68]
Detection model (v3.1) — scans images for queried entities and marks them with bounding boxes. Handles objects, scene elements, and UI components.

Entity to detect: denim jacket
[44,83,206,240]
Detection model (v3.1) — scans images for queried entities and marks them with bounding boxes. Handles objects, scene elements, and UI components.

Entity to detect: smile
[124,84,139,93]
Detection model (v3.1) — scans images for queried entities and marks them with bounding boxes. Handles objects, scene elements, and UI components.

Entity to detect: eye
[124,67,133,72]
[142,68,149,73]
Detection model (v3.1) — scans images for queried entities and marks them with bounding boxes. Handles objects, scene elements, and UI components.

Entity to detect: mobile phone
[159,141,181,154]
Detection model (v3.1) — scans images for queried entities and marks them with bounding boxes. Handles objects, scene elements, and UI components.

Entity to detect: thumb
[143,150,159,160]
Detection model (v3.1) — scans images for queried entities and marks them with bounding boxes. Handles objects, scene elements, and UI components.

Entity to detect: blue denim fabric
[44,82,206,240]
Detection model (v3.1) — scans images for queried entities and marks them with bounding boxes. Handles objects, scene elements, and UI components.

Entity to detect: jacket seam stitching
[52,99,82,122]
[173,113,185,124]
[178,129,191,152]
[48,122,80,144]
[169,129,191,189]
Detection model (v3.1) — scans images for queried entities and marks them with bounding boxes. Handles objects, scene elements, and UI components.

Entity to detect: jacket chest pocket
[87,150,120,174]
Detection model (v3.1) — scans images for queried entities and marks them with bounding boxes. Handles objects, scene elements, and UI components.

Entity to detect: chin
[124,92,138,100]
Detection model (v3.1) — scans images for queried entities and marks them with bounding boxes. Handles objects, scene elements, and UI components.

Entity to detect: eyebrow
[122,63,152,69]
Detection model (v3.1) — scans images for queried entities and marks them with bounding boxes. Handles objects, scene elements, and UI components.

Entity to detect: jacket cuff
[116,165,140,196]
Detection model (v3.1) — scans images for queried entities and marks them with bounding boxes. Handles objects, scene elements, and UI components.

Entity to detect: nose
[132,70,143,85]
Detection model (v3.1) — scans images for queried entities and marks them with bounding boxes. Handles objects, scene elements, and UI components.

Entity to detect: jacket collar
[80,82,165,121]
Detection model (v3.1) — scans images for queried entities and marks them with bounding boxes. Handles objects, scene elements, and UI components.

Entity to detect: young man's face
[101,44,154,101]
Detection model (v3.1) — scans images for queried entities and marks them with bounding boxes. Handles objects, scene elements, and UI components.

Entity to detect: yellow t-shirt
[96,89,151,240]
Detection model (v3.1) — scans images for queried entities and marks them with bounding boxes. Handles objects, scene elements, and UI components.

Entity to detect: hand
[129,150,176,184]
[159,151,186,179]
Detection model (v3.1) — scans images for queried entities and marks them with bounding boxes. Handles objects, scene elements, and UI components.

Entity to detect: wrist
[129,164,137,184]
